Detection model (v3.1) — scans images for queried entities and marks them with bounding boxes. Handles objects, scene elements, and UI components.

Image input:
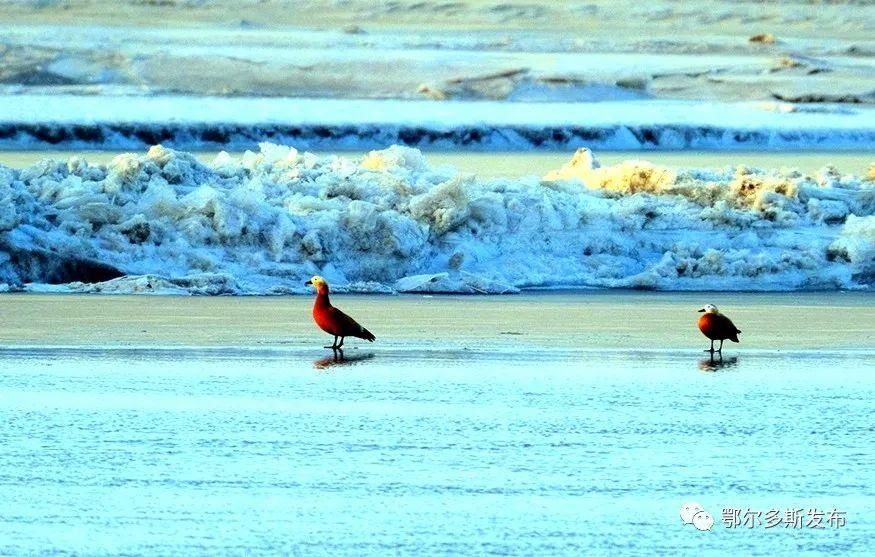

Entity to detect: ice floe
[0,144,873,294]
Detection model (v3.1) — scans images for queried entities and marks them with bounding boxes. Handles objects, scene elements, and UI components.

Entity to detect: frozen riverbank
[1,144,873,293]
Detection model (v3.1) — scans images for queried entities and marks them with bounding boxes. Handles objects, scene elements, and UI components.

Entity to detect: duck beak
[697,308,705,312]
[305,279,312,286]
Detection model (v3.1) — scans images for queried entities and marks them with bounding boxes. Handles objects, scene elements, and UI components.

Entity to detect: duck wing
[717,314,742,341]
[329,306,376,341]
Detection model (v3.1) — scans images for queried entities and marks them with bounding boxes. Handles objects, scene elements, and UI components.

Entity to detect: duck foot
[324,335,344,350]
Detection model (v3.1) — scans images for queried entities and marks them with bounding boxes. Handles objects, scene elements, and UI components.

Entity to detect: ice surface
[2,343,874,556]
[2,95,875,151]
[1,144,873,294]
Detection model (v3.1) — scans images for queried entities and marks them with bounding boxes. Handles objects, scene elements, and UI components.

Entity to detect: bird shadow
[314,349,376,370]
[698,354,739,373]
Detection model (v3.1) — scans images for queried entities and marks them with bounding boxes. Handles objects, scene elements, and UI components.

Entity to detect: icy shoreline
[2,96,875,151]
[0,144,873,295]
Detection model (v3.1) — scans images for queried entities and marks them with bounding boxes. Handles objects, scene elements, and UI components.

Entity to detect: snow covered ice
[3,96,875,152]
[0,144,873,294]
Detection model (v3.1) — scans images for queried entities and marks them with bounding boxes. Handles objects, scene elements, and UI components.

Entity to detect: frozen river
[0,292,873,555]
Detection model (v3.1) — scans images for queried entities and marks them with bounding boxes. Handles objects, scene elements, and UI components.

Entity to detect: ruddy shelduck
[697,303,741,353]
[306,276,376,350]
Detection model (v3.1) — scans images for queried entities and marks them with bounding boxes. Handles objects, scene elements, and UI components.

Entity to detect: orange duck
[306,276,375,350]
[697,304,741,353]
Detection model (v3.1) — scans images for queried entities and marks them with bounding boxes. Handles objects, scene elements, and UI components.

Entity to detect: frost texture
[1,144,873,294]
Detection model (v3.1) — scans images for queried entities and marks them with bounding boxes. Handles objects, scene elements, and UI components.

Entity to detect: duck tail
[360,327,376,342]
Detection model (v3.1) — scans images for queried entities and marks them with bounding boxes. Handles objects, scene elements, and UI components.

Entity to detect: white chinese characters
[721,508,847,529]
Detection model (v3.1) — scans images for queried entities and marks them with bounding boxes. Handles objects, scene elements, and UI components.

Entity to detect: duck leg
[325,335,339,349]
[705,339,714,353]
[337,337,345,349]
[718,339,724,353]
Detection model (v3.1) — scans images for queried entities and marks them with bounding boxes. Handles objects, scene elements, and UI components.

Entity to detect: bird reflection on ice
[698,354,739,372]
[314,349,376,370]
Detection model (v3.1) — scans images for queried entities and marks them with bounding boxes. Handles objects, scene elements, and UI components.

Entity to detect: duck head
[305,275,330,294]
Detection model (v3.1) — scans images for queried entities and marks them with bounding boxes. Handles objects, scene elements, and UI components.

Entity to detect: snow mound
[1,144,873,294]
[395,272,519,294]
[543,147,676,194]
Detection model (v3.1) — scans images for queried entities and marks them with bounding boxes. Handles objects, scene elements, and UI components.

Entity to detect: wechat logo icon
[681,501,714,531]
